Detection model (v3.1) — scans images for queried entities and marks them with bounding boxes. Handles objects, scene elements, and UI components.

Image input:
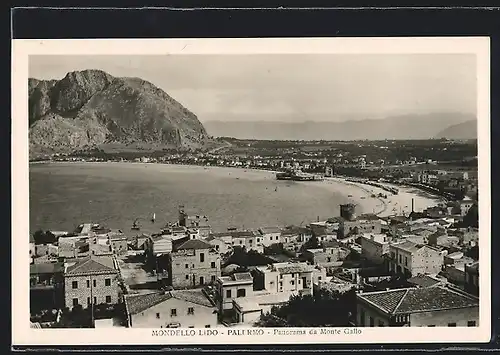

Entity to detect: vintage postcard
[12,37,491,346]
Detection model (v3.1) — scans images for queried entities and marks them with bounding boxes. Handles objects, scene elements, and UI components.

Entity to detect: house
[215,272,254,316]
[360,233,390,265]
[30,262,65,312]
[132,234,149,250]
[302,241,343,268]
[58,240,77,259]
[230,231,264,253]
[205,235,232,255]
[233,298,263,325]
[387,241,444,278]
[258,226,282,246]
[281,226,313,244]
[63,256,120,310]
[339,215,382,238]
[124,289,218,328]
[168,239,221,289]
[452,197,475,216]
[356,286,479,327]
[465,262,479,296]
[254,262,314,296]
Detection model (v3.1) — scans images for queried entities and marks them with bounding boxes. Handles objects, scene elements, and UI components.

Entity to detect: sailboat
[131,218,141,231]
[151,213,156,223]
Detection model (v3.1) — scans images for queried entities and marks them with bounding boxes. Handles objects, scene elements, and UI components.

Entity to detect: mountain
[435,120,477,140]
[203,113,477,141]
[28,70,208,159]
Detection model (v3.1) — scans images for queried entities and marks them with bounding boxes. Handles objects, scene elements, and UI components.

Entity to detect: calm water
[29,162,353,235]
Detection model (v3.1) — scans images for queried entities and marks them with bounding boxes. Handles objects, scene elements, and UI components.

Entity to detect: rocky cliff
[28,69,208,158]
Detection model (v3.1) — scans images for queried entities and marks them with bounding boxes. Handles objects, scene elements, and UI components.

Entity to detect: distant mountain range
[203,113,477,141]
[435,120,477,140]
[28,69,209,159]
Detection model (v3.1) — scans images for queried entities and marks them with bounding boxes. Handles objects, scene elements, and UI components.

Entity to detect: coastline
[31,161,442,222]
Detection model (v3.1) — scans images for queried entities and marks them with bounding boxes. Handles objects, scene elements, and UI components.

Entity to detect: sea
[29,162,354,235]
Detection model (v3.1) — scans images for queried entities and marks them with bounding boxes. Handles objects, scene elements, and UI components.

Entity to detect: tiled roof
[30,262,64,275]
[407,275,443,288]
[358,287,479,315]
[125,289,214,315]
[176,239,213,251]
[65,256,117,276]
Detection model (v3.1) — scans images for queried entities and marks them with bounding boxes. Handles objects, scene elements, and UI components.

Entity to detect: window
[327,257,331,262]
[399,255,402,263]
[185,264,189,269]
[226,290,232,298]
[87,297,91,306]
[405,257,408,266]
[239,240,243,244]
[280,275,283,279]
[257,238,260,242]
[211,275,216,282]
[156,313,160,319]
[448,323,457,327]
[360,310,365,326]
[188,307,194,315]
[467,321,476,327]
[200,276,204,285]
[291,273,295,278]
[317,277,321,281]
[171,309,177,317]
[87,280,90,288]
[200,253,205,262]
[205,325,211,328]
[215,245,219,251]
[105,278,111,286]
[211,262,216,268]
[72,298,79,306]
[237,289,246,298]
[94,297,97,304]
[185,275,189,280]
[249,239,253,244]
[72,281,78,289]
[106,296,111,303]
[291,280,295,285]
[93,279,97,287]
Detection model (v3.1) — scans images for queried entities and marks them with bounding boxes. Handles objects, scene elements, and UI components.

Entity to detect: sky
[29,54,477,123]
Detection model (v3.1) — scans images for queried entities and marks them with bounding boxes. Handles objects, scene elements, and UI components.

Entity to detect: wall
[170,249,221,289]
[218,281,254,311]
[356,303,391,327]
[360,238,389,264]
[342,220,382,237]
[207,238,231,255]
[235,308,262,325]
[64,272,119,310]
[409,306,479,327]
[412,247,443,276]
[262,270,313,293]
[129,297,218,328]
[260,232,281,247]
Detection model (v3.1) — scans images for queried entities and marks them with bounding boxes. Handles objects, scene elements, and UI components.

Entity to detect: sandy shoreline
[30,161,443,219]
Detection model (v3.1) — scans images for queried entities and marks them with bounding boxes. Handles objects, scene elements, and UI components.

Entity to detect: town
[30,189,479,329]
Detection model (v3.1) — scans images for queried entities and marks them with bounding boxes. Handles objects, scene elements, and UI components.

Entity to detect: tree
[257,288,357,327]
[32,230,57,245]
[302,235,321,251]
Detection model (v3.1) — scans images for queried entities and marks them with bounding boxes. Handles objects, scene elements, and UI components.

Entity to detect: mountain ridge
[28,69,209,159]
[203,113,477,141]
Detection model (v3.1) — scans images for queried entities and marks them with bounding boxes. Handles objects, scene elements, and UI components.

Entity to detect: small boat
[131,218,141,231]
[275,187,278,192]
[151,213,156,223]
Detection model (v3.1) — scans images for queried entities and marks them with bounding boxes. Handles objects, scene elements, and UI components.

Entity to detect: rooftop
[357,286,478,315]
[391,240,423,254]
[273,262,314,274]
[407,274,444,288]
[209,230,256,239]
[30,262,64,275]
[175,239,213,251]
[258,226,282,235]
[65,256,117,276]
[125,289,215,315]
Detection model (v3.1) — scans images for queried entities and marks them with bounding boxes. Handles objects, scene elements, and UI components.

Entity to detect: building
[204,235,233,255]
[302,241,343,268]
[406,274,445,288]
[465,262,479,296]
[254,262,314,296]
[258,227,283,246]
[63,256,120,310]
[387,241,444,278]
[339,213,382,239]
[230,231,264,253]
[356,286,479,327]
[168,239,221,289]
[281,226,313,244]
[215,272,254,316]
[124,289,218,328]
[360,233,390,265]
[110,237,128,255]
[30,262,65,312]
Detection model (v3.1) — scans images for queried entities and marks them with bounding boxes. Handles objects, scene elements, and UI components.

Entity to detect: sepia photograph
[12,37,490,345]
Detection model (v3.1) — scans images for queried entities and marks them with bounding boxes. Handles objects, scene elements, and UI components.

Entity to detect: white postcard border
[12,37,491,346]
